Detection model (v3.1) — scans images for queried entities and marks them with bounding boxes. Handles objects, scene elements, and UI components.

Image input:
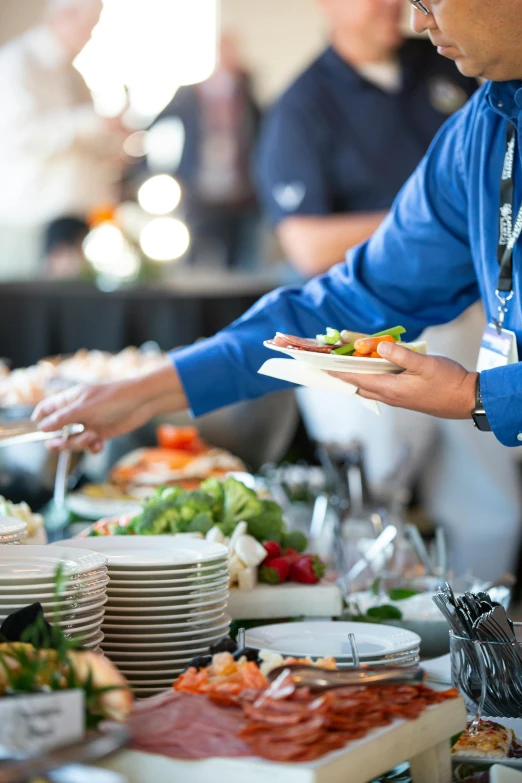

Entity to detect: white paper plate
[245,621,420,658]
[54,536,228,566]
[0,546,107,581]
[264,340,406,374]
[66,493,142,521]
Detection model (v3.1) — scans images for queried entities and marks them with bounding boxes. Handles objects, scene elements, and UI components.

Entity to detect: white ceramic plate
[56,610,105,630]
[245,621,421,658]
[102,608,225,625]
[264,340,407,374]
[102,618,230,638]
[115,666,189,676]
[0,573,110,595]
[0,596,107,617]
[104,646,213,659]
[66,493,142,521]
[0,546,107,581]
[0,517,28,536]
[105,587,229,606]
[107,563,229,582]
[0,584,107,602]
[101,630,230,649]
[106,576,229,597]
[79,630,104,647]
[54,536,228,566]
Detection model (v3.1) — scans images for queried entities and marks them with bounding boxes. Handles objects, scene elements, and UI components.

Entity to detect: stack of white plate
[245,621,421,668]
[0,516,28,545]
[56,536,230,697]
[0,545,108,650]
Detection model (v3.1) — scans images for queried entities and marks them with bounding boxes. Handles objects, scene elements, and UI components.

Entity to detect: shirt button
[517,433,522,442]
[498,101,504,108]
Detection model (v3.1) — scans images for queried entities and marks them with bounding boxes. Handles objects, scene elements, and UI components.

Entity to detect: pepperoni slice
[272,333,336,354]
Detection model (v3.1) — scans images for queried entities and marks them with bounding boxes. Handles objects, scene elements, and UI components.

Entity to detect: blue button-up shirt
[172,80,522,448]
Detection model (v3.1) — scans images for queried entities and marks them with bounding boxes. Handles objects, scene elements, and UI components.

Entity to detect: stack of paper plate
[0,516,28,544]
[245,621,421,667]
[0,545,108,650]
[56,536,230,697]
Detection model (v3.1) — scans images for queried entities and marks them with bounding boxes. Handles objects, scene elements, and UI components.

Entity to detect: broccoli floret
[246,499,285,544]
[132,499,182,535]
[200,478,225,521]
[187,513,214,535]
[220,477,262,536]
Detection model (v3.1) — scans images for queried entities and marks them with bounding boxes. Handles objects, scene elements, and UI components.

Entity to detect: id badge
[476,323,519,372]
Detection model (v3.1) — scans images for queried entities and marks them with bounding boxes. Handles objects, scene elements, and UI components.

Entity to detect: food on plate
[0,347,166,407]
[110,445,245,488]
[0,496,46,544]
[156,424,205,452]
[128,666,459,764]
[452,720,516,759]
[271,325,428,360]
[0,642,132,723]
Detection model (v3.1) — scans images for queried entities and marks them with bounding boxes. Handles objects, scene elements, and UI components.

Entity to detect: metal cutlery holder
[450,625,522,718]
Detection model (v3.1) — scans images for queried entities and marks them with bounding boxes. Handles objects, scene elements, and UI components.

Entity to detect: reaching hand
[32,360,188,452]
[329,341,478,419]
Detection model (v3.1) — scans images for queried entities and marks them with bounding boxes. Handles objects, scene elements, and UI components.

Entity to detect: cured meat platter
[102,696,466,783]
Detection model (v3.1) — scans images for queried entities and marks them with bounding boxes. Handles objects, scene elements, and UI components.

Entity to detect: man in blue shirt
[256,0,476,276]
[34,0,522,454]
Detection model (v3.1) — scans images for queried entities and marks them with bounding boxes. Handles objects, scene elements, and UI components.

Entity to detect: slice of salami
[272,333,336,353]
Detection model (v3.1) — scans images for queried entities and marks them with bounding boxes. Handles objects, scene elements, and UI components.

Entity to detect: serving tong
[433,583,522,718]
[0,421,84,447]
[267,663,424,692]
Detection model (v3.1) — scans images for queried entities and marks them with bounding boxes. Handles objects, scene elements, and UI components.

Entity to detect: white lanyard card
[476,323,518,372]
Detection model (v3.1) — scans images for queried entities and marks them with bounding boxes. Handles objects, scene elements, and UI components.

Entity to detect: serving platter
[245,621,421,658]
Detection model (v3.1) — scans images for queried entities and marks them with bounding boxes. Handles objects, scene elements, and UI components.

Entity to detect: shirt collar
[24,25,71,69]
[486,80,522,121]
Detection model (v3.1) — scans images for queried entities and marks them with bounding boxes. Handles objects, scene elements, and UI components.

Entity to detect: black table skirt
[0,279,274,367]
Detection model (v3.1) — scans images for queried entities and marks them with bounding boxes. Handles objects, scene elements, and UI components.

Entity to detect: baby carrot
[354,334,396,355]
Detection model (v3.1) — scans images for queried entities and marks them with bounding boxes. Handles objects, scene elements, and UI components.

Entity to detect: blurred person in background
[0,0,127,279]
[254,0,521,580]
[149,33,261,271]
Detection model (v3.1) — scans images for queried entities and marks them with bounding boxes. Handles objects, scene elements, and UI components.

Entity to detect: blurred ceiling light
[75,0,217,121]
[138,175,181,215]
[91,85,128,118]
[83,223,125,266]
[140,217,190,262]
[147,118,185,172]
[123,131,149,158]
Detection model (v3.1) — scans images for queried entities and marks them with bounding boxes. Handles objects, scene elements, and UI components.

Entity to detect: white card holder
[0,689,85,754]
[476,324,519,372]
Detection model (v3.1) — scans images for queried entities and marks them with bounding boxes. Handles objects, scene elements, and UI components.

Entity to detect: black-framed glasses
[409,0,430,14]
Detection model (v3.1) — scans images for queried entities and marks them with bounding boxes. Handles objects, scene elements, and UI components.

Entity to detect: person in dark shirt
[256,0,477,276]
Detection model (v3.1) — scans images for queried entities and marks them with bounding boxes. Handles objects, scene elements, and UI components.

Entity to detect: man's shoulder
[270,51,333,117]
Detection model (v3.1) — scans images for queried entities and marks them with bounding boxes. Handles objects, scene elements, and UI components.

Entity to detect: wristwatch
[472,373,492,432]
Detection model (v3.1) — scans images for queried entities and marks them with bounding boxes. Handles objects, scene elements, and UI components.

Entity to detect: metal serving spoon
[266,663,424,692]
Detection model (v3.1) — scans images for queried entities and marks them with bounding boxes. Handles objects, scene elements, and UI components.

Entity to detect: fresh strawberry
[262,541,281,561]
[282,548,300,564]
[290,555,326,584]
[259,556,291,584]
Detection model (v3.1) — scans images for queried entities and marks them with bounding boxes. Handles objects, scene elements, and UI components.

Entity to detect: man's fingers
[46,430,101,453]
[377,341,428,371]
[37,404,83,433]
[355,388,384,401]
[328,371,394,394]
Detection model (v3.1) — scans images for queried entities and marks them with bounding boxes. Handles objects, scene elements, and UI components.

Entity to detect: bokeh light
[147,118,185,172]
[140,218,190,262]
[138,175,182,215]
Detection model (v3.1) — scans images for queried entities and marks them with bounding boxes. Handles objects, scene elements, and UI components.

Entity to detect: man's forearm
[133,358,188,416]
[278,211,388,276]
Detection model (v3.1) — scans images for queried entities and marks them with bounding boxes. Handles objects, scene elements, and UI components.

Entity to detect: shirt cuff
[480,363,522,446]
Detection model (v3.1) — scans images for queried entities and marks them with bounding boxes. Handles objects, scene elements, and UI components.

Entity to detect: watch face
[472,412,492,432]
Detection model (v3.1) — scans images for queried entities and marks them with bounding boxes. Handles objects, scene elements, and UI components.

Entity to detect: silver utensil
[338,524,397,592]
[309,494,329,540]
[0,421,84,448]
[403,523,434,574]
[434,526,447,579]
[348,632,360,669]
[266,663,424,692]
[237,627,246,649]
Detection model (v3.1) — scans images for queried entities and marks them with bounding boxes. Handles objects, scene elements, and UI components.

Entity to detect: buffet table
[0,274,279,367]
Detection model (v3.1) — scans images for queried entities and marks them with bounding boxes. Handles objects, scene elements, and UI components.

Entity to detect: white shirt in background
[0,26,122,228]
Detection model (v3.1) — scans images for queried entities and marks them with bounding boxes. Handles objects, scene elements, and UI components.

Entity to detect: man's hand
[329,341,478,419]
[32,359,188,452]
